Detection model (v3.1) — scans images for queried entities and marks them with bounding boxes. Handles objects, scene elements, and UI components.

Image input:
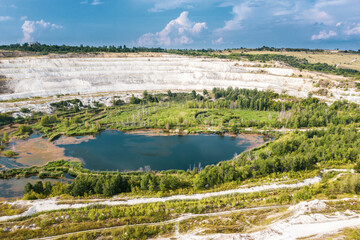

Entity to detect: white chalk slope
[0,55,311,100]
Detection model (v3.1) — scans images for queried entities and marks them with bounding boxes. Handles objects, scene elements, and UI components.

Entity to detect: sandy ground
[3,136,83,167]
[155,199,360,240]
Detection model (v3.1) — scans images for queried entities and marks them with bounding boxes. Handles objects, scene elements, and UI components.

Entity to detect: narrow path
[0,175,322,222]
[30,205,284,240]
[156,199,360,240]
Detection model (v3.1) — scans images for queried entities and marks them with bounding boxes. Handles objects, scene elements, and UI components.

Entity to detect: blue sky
[0,0,360,49]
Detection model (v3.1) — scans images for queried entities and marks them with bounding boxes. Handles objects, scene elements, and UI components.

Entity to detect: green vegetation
[0,160,82,179]
[0,43,165,54]
[2,46,360,239]
[1,88,360,199]
[169,50,360,78]
[12,88,360,142]
[3,150,18,158]
[1,170,360,239]
[0,204,27,217]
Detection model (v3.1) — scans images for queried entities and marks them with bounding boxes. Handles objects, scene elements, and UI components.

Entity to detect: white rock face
[0,55,312,100]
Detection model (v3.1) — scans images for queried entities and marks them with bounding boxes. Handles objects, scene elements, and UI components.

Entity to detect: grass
[0,203,27,217]
[242,50,360,72]
[29,102,278,141]
[3,150,18,158]
[0,172,358,239]
[100,103,279,132]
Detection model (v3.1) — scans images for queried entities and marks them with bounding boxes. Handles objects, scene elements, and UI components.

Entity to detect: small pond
[0,175,73,200]
[0,130,270,198]
[57,130,269,172]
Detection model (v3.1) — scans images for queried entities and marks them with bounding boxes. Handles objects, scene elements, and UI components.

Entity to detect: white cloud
[21,21,35,43]
[300,7,334,25]
[20,16,27,21]
[138,11,207,46]
[91,0,104,5]
[81,0,104,5]
[311,30,337,40]
[216,2,251,32]
[212,37,223,44]
[346,23,360,35]
[21,19,63,43]
[297,0,353,25]
[314,0,349,9]
[0,16,13,21]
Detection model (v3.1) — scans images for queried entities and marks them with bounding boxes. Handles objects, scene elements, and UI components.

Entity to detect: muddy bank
[0,135,83,169]
[126,129,270,151]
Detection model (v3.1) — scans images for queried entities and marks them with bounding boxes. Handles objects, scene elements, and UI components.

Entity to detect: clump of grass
[4,150,18,158]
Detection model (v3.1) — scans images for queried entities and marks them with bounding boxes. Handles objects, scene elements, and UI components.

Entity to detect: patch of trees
[50,99,83,112]
[67,172,191,196]
[194,126,360,189]
[0,113,14,126]
[128,90,202,105]
[210,87,291,111]
[16,124,32,135]
[24,181,53,196]
[68,174,129,196]
[0,43,166,54]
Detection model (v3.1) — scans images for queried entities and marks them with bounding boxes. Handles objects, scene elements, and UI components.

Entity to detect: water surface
[0,175,73,200]
[58,130,268,171]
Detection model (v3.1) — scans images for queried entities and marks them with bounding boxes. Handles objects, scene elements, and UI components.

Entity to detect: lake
[57,130,268,172]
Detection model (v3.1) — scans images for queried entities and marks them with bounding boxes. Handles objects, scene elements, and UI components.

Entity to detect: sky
[0,0,360,49]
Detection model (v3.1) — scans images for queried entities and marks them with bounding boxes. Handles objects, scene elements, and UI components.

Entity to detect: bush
[4,150,18,158]
[20,108,31,113]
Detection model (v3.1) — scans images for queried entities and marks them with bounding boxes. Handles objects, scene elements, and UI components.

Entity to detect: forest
[0,88,360,199]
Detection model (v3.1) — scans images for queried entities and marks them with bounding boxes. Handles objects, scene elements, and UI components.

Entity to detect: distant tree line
[2,43,359,56]
[0,43,165,54]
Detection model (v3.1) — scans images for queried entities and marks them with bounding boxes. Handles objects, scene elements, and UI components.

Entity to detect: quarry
[1,49,360,240]
[1,53,360,116]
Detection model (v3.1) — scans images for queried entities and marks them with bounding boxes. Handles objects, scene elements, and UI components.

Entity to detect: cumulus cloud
[311,30,337,40]
[80,0,104,5]
[301,8,334,25]
[138,11,207,46]
[21,19,63,43]
[91,0,104,5]
[212,37,223,44]
[0,16,13,21]
[345,23,360,35]
[216,2,251,32]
